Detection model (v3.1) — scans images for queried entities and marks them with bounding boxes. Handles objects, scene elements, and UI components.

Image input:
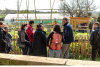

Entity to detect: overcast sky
[0,0,100,11]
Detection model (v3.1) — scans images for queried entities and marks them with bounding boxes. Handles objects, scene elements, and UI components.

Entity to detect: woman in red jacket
[26,20,34,55]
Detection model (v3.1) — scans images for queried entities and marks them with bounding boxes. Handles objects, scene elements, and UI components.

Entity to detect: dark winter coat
[63,22,74,44]
[0,27,7,53]
[90,27,100,48]
[5,33,13,51]
[33,29,47,57]
[18,30,31,47]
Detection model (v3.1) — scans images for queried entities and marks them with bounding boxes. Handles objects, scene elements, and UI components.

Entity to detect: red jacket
[26,24,34,42]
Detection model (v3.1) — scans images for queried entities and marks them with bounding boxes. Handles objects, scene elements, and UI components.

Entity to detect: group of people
[0,21,13,53]
[16,19,100,60]
[1,17,100,60]
[0,17,74,59]
[17,17,74,59]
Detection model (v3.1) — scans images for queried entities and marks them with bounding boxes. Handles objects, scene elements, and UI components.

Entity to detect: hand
[47,47,49,50]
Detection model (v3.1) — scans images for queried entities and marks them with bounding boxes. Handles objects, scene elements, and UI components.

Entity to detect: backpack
[96,30,100,48]
[51,31,62,50]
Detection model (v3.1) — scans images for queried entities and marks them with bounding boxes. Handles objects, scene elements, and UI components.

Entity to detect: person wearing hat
[60,17,74,59]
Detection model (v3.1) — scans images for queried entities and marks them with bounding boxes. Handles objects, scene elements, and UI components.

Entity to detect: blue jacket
[63,22,74,44]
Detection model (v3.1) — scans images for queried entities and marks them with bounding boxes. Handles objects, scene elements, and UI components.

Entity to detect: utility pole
[17,0,19,27]
[75,0,78,35]
[64,0,65,17]
[4,0,6,10]
[87,0,89,36]
[34,0,37,24]
[50,0,52,24]
[26,0,29,24]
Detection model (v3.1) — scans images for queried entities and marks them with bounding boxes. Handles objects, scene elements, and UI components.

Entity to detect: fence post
[16,36,18,54]
[87,36,90,58]
[14,35,15,54]
[91,44,92,56]
[75,36,77,56]
[84,37,86,56]
[19,48,21,55]
[10,37,13,54]
[72,42,74,58]
[78,37,80,55]
[81,36,83,55]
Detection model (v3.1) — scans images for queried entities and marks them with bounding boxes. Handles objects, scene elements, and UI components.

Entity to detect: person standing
[4,26,13,53]
[53,18,58,26]
[18,23,31,55]
[33,23,47,57]
[0,21,7,53]
[60,17,74,59]
[47,24,64,58]
[26,20,34,55]
[90,22,100,61]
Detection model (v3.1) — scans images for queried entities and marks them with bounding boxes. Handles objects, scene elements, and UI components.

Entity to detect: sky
[0,0,100,11]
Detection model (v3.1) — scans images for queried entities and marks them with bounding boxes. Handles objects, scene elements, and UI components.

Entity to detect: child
[4,26,13,53]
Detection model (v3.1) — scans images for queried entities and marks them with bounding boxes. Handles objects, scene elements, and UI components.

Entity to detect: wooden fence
[8,24,93,58]
[70,36,92,58]
[9,35,92,58]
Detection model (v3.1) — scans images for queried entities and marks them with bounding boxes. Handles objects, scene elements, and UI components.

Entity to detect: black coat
[0,27,7,53]
[63,22,74,44]
[33,29,47,57]
[18,30,31,47]
[90,27,100,48]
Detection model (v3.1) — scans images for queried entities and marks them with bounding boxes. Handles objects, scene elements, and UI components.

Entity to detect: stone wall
[0,53,67,65]
[0,53,100,66]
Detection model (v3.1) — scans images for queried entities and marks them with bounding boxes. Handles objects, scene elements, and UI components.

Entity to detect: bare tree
[59,0,98,17]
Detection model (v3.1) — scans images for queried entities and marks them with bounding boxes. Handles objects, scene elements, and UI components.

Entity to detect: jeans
[60,43,70,59]
[49,49,61,58]
[22,47,28,55]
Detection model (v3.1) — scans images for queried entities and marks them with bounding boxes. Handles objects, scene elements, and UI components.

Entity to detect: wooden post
[47,47,49,57]
[81,36,83,55]
[87,36,89,57]
[91,44,92,55]
[14,36,15,54]
[10,38,13,54]
[81,36,86,56]
[84,37,86,56]
[16,36,18,54]
[72,42,73,54]
[75,36,77,56]
[72,21,73,29]
[19,48,21,55]
[78,37,80,55]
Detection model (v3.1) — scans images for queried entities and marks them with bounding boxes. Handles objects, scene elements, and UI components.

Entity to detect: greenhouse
[4,14,70,24]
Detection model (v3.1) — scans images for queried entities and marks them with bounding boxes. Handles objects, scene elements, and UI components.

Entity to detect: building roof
[5,14,70,20]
